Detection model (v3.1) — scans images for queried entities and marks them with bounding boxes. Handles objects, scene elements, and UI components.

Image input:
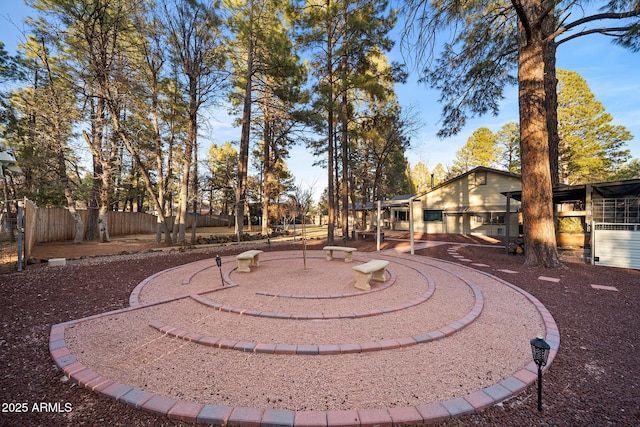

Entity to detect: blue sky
[2,3,639,200]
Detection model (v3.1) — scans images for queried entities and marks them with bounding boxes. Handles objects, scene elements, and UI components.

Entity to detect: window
[423,210,443,222]
[394,210,408,221]
[475,170,487,185]
[479,212,506,225]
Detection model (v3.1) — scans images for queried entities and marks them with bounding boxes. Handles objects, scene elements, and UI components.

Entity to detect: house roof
[415,166,521,199]
[355,167,522,211]
[445,166,521,184]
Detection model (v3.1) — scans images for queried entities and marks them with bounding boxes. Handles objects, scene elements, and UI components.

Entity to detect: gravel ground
[1,235,639,426]
[61,250,542,413]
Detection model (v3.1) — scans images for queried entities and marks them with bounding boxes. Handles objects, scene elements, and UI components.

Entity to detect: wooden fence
[33,209,157,243]
[26,203,233,245]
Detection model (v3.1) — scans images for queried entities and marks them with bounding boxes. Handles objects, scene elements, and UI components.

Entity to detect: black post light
[215,255,225,287]
[530,335,551,411]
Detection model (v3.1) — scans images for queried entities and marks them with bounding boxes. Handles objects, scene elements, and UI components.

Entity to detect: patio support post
[505,192,512,255]
[409,197,415,255]
[376,200,381,251]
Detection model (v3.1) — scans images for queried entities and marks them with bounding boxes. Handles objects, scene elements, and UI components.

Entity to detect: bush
[557,216,584,234]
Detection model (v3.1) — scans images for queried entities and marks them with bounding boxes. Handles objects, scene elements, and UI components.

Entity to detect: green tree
[296,0,397,243]
[294,0,340,244]
[410,161,430,193]
[403,1,639,182]
[348,49,412,230]
[451,127,497,174]
[431,163,447,186]
[25,0,142,242]
[208,141,238,215]
[226,0,257,238]
[496,121,520,173]
[22,34,85,241]
[557,69,632,184]
[228,0,309,235]
[354,102,413,205]
[336,1,396,239]
[614,158,640,180]
[0,42,21,84]
[403,1,639,267]
[128,4,180,244]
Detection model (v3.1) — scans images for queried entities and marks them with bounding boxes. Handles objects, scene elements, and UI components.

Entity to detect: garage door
[593,223,640,270]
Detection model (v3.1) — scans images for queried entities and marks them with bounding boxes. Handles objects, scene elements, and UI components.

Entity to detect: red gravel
[1,235,639,426]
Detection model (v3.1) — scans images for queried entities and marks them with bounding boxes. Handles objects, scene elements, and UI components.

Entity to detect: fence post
[17,200,23,272]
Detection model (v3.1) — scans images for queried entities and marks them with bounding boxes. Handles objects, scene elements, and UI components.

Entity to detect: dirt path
[29,226,330,260]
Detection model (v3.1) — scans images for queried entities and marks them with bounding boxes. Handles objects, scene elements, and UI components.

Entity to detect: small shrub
[557,216,585,234]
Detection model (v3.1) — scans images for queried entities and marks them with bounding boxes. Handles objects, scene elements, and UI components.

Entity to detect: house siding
[408,169,522,237]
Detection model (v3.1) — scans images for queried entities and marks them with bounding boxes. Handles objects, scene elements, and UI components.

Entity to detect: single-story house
[391,166,523,237]
[359,167,639,269]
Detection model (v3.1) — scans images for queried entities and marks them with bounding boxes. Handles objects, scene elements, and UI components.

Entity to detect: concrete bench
[352,259,389,291]
[355,230,384,241]
[236,249,264,273]
[323,246,357,263]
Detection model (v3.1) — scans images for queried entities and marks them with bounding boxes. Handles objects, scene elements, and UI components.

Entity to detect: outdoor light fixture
[530,335,551,411]
[215,255,224,286]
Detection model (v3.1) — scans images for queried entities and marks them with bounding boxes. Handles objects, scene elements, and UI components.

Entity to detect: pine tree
[163,0,227,244]
[496,122,520,173]
[451,127,497,175]
[411,161,430,193]
[557,69,631,184]
[403,0,640,267]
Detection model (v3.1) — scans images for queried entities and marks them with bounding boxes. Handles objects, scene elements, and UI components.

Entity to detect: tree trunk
[516,2,562,268]
[543,10,559,187]
[85,164,100,241]
[151,71,172,244]
[340,7,349,241]
[83,97,105,242]
[98,157,111,243]
[237,8,254,243]
[191,139,198,245]
[46,57,83,243]
[327,108,335,245]
[176,84,197,245]
[56,132,83,243]
[326,2,335,245]
[98,208,110,242]
[262,120,271,236]
[109,112,172,247]
[57,139,83,243]
[341,91,349,240]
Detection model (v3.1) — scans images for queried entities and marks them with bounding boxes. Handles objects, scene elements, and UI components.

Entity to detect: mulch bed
[1,236,639,426]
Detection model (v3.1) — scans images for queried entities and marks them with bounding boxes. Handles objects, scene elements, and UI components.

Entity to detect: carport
[503,178,640,269]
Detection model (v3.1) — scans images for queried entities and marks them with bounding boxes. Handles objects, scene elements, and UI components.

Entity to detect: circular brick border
[50,253,559,426]
[145,257,486,355]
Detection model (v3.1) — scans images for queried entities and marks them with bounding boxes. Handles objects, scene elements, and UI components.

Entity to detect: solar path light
[215,255,225,286]
[530,335,551,411]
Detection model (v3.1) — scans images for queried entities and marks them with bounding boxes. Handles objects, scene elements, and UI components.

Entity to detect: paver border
[50,251,559,426]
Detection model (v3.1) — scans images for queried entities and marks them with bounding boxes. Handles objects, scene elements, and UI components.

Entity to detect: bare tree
[163,0,228,245]
[289,182,315,269]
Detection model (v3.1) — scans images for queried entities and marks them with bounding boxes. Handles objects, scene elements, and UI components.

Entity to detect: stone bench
[352,259,389,291]
[323,246,357,263]
[355,230,384,241]
[236,250,264,273]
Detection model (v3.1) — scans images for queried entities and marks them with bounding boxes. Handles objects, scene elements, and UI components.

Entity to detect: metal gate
[592,223,640,270]
[0,200,24,273]
[591,197,640,270]
[1,203,18,272]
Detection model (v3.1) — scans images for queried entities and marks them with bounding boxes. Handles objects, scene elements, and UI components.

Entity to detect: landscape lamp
[530,335,551,411]
[215,255,224,287]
